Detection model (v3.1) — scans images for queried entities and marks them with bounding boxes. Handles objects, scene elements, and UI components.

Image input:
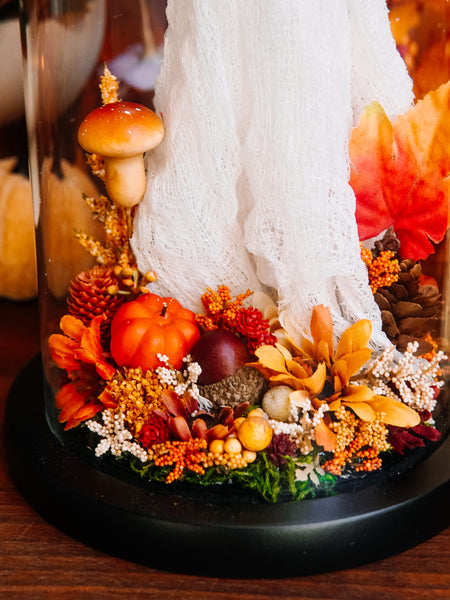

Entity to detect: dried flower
[250,305,421,454]
[295,454,325,485]
[322,407,389,476]
[100,65,119,105]
[86,409,148,461]
[266,433,298,467]
[148,438,209,483]
[388,422,441,454]
[233,306,277,352]
[359,341,446,413]
[48,314,117,429]
[140,413,171,448]
[196,285,252,331]
[361,245,400,293]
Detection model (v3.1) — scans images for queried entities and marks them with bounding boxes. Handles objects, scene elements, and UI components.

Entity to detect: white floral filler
[358,342,446,415]
[87,410,149,462]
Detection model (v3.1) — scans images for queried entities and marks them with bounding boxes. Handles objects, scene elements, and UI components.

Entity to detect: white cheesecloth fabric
[132,0,414,348]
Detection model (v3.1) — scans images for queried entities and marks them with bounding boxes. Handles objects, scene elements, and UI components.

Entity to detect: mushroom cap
[78,100,164,158]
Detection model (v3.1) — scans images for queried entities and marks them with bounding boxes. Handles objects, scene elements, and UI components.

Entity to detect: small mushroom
[78,100,164,207]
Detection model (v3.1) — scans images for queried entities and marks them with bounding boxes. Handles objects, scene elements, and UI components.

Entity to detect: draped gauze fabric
[132,0,413,347]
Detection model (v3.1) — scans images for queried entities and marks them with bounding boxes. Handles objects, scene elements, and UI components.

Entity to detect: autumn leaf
[349,80,450,260]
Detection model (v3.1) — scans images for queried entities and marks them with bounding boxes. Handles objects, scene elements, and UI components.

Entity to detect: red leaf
[350,81,450,260]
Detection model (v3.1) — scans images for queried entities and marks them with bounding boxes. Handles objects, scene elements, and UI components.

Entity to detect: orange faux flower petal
[98,388,119,408]
[55,382,85,412]
[314,419,336,452]
[48,334,80,371]
[75,315,116,380]
[310,305,333,363]
[369,395,421,428]
[254,344,290,374]
[65,402,104,430]
[334,319,372,361]
[59,314,85,341]
[343,401,376,422]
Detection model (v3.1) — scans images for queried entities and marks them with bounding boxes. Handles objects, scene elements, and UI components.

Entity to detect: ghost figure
[132,0,413,347]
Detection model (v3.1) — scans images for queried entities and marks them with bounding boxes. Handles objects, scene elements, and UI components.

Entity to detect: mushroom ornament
[78,100,164,207]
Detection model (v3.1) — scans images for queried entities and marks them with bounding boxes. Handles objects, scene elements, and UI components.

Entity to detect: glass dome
[13,0,449,575]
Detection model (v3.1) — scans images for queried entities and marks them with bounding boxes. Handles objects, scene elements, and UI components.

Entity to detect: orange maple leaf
[349,80,450,260]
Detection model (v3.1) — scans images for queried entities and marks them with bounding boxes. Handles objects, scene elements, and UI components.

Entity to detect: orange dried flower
[196,285,251,331]
[150,438,209,483]
[48,314,117,428]
[322,407,389,475]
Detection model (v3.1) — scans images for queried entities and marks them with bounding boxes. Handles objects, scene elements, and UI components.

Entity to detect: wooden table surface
[0,298,449,600]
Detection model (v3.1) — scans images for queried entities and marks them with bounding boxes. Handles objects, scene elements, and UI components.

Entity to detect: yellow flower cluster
[74,230,116,266]
[76,194,139,275]
[100,65,119,105]
[105,367,170,435]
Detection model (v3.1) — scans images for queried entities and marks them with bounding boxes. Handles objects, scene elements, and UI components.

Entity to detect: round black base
[4,355,450,577]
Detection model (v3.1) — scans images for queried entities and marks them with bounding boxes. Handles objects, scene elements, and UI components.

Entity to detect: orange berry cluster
[323,408,388,476]
[196,285,252,331]
[323,436,382,476]
[150,438,209,483]
[360,246,400,294]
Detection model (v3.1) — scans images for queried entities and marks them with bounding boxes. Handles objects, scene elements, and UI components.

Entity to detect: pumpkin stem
[161,302,168,317]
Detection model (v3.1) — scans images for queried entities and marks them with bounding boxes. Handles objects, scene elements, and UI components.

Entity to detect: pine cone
[374,258,442,354]
[373,227,400,257]
[67,265,125,341]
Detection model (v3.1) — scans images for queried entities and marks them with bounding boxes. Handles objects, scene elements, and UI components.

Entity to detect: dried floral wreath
[48,68,448,502]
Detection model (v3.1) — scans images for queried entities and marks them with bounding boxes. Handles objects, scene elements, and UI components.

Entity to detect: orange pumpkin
[110,293,200,371]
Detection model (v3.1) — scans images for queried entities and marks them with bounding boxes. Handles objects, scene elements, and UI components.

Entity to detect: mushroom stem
[103,154,146,208]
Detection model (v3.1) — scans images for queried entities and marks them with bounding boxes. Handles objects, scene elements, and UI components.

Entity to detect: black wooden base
[3,355,450,577]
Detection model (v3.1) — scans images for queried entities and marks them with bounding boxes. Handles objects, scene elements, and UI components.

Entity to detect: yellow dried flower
[100,65,119,105]
[86,153,105,181]
[105,367,170,434]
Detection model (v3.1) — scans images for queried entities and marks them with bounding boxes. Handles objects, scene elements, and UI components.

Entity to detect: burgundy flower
[140,413,171,447]
[388,423,441,455]
[266,433,298,467]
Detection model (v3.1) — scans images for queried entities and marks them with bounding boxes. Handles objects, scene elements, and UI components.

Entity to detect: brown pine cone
[374,258,442,354]
[373,227,400,257]
[67,265,125,340]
